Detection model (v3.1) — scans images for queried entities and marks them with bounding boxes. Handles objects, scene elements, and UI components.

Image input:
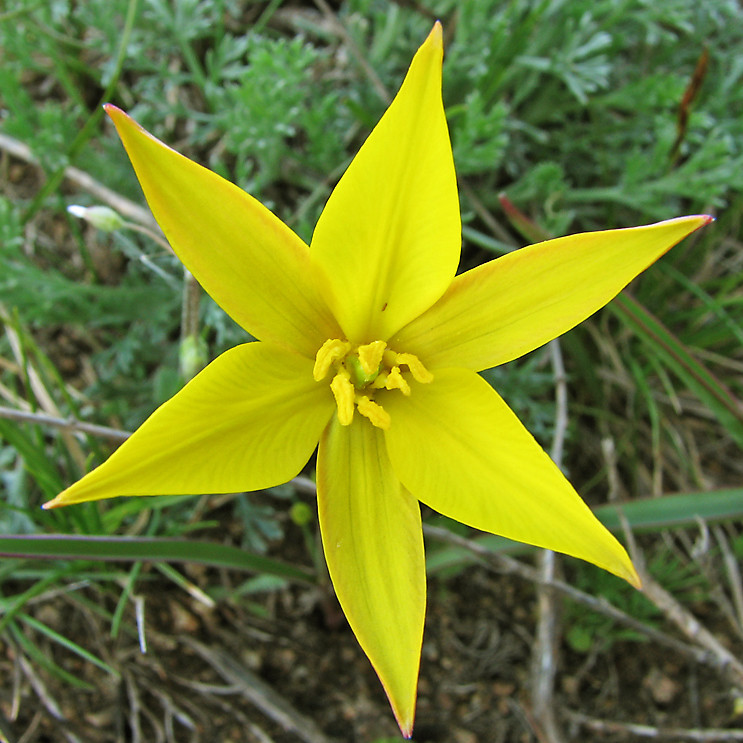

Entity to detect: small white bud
[67,204,125,232]
[66,205,87,219]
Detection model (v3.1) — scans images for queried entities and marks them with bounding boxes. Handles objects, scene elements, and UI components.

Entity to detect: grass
[1,0,742,740]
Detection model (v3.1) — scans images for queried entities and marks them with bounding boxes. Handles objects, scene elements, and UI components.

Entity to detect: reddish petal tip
[428,20,443,46]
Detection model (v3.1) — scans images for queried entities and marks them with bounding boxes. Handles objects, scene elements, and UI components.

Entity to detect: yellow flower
[45,23,710,736]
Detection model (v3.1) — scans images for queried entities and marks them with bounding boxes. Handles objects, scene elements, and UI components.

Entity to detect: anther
[371,371,388,389]
[313,339,351,381]
[394,352,434,383]
[383,350,434,384]
[317,338,429,429]
[330,369,355,425]
[357,340,386,375]
[384,366,410,395]
[355,395,391,430]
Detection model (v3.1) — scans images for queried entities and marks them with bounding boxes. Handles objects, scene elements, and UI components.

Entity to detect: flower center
[313,339,433,430]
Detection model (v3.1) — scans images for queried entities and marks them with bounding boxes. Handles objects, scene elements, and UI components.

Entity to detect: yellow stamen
[394,352,434,384]
[384,366,410,395]
[317,338,429,427]
[371,370,388,389]
[330,368,355,425]
[356,395,391,430]
[313,339,351,381]
[357,340,387,375]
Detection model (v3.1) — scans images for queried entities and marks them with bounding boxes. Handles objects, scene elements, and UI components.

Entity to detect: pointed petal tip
[103,105,149,138]
[428,20,443,46]
[624,563,643,590]
[382,669,417,740]
[688,213,715,227]
[103,102,124,120]
[609,549,642,589]
[42,486,80,509]
[663,213,715,230]
[395,710,415,739]
[673,213,715,240]
[104,104,139,134]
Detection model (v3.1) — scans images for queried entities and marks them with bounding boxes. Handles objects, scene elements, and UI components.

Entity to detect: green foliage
[1,0,742,702]
[481,350,557,446]
[208,34,348,195]
[0,0,739,501]
[564,544,706,654]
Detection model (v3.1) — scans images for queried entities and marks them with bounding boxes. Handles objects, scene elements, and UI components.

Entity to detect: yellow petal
[394,216,712,371]
[310,22,460,344]
[383,369,639,586]
[44,343,334,507]
[317,416,425,736]
[105,106,341,358]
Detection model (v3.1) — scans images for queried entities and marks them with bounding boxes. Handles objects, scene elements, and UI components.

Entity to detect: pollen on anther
[356,395,391,430]
[385,366,411,395]
[395,352,434,384]
[357,340,386,376]
[330,369,355,425]
[313,339,350,381]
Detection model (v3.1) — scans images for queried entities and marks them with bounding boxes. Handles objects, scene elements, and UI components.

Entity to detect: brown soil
[1,535,741,743]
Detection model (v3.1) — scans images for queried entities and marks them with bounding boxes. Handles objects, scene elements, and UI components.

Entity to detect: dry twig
[0,131,160,232]
[530,340,569,743]
[423,523,721,670]
[1,310,87,472]
[124,670,145,743]
[16,654,64,721]
[567,710,743,741]
[640,573,743,690]
[0,404,130,442]
[619,511,743,690]
[181,637,334,743]
[714,525,743,635]
[15,710,42,743]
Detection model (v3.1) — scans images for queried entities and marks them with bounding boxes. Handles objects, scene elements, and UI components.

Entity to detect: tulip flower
[44,22,710,736]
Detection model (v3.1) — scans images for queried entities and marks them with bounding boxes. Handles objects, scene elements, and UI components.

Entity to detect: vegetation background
[1,0,742,741]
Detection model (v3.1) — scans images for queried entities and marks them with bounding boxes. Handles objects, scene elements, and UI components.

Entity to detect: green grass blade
[657,262,743,349]
[111,561,142,639]
[0,565,78,634]
[0,535,315,584]
[610,293,743,450]
[9,620,96,691]
[593,488,743,532]
[153,562,215,607]
[426,488,743,573]
[0,418,65,497]
[19,612,120,678]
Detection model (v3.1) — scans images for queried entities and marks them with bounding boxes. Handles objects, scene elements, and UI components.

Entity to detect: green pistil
[346,356,380,388]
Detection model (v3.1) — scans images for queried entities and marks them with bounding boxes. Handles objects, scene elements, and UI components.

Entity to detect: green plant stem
[253,0,285,35]
[0,0,45,23]
[0,535,316,585]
